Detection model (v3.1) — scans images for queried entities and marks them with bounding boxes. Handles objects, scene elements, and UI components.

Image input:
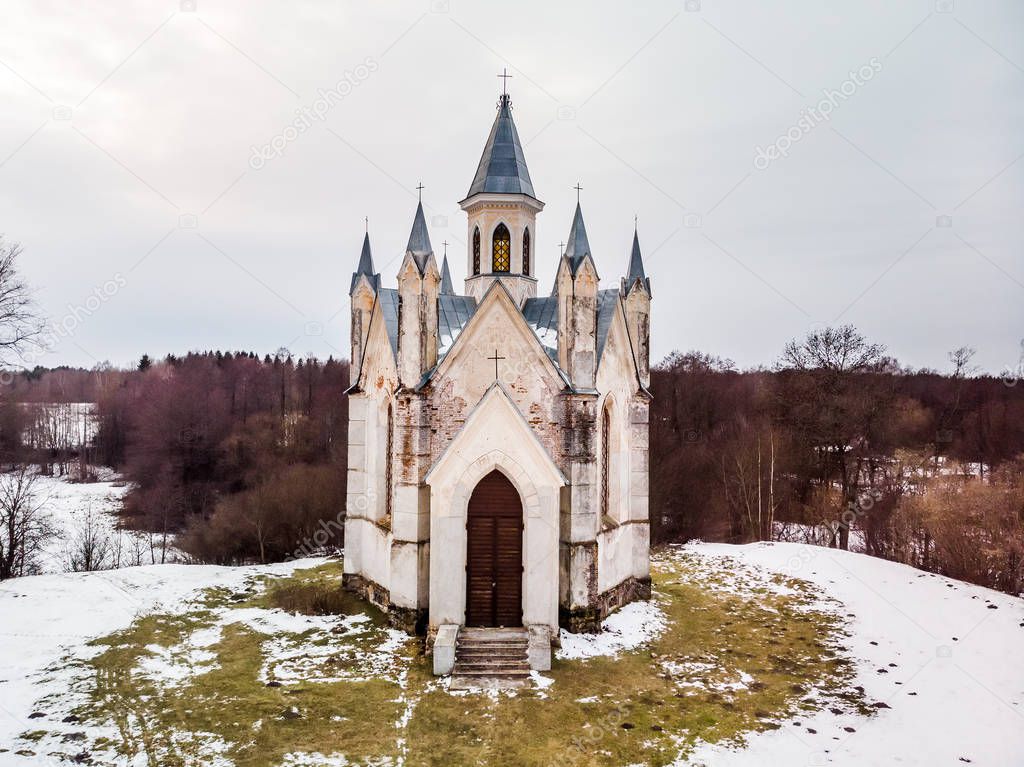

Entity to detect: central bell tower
[460,88,544,306]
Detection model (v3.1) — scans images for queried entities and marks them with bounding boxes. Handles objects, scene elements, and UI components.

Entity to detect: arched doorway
[465,470,523,627]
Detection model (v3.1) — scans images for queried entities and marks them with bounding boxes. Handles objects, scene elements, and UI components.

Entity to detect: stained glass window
[492,224,511,273]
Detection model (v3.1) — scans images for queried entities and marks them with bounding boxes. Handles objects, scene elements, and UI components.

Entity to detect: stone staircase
[450,627,532,689]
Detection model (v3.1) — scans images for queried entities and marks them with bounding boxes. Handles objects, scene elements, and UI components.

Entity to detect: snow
[556,598,668,660]
[682,541,1024,767]
[0,558,326,765]
[2,540,1022,765]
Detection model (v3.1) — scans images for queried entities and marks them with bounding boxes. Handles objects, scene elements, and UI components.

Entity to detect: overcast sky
[1,0,1022,374]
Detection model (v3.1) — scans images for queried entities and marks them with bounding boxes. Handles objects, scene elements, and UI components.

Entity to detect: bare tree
[65,503,114,572]
[0,467,53,579]
[0,238,45,367]
[776,325,892,550]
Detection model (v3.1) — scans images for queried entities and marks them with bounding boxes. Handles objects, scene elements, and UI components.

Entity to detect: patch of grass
[20,553,868,766]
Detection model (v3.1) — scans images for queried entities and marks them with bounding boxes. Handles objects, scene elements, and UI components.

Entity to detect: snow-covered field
[686,542,1024,766]
[0,558,332,766]
[0,543,1021,765]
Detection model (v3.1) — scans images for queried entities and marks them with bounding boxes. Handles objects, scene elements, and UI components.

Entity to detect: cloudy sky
[1,0,1022,374]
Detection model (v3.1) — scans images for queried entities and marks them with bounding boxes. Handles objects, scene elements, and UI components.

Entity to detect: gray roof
[437,293,477,357]
[406,201,433,273]
[349,232,379,294]
[440,255,455,295]
[465,94,537,199]
[521,295,559,363]
[378,288,401,358]
[595,288,622,363]
[623,227,651,296]
[563,202,594,275]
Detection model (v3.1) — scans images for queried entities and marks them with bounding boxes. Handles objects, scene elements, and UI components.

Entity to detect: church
[343,84,652,676]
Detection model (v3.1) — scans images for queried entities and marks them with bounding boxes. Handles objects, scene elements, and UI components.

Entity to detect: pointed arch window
[472,227,481,275]
[601,402,611,522]
[492,223,510,273]
[522,227,531,276]
[385,402,394,519]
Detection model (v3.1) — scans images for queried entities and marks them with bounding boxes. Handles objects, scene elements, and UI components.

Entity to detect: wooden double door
[465,470,523,627]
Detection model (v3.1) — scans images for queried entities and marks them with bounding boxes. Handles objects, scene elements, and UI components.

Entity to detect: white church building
[343,86,652,674]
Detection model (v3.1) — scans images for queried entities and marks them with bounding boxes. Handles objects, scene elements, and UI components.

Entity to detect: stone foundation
[558,574,652,633]
[342,572,427,635]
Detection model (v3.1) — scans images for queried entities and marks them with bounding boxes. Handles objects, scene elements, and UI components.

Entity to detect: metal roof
[405,201,433,273]
[378,288,401,359]
[521,295,559,363]
[349,232,379,294]
[563,202,594,275]
[465,94,537,199]
[624,227,651,296]
[437,293,477,357]
[440,255,455,295]
[595,289,622,363]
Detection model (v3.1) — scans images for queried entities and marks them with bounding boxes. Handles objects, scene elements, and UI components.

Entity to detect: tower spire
[349,230,378,294]
[623,223,651,296]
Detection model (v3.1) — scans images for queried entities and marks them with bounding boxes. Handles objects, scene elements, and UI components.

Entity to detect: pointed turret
[622,226,651,296]
[563,202,597,277]
[465,94,536,200]
[405,201,433,273]
[460,88,545,305]
[440,254,455,295]
[349,231,379,294]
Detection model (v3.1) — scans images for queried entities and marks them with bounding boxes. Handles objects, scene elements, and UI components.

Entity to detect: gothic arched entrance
[465,470,523,627]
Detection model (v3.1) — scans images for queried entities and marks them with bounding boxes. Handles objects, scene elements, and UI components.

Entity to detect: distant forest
[2,327,1022,594]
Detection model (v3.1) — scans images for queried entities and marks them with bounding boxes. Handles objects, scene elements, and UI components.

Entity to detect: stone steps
[451,627,531,689]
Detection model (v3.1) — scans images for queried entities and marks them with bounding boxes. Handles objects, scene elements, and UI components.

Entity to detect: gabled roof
[405,201,433,273]
[464,94,537,200]
[418,279,570,391]
[595,289,622,363]
[563,202,596,276]
[521,295,558,364]
[437,293,477,357]
[440,255,455,295]
[349,232,379,294]
[377,288,401,359]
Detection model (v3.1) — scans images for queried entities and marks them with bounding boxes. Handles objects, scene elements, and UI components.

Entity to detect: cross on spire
[573,182,583,202]
[497,67,512,96]
[416,182,424,201]
[442,239,448,256]
[364,215,369,233]
[559,241,565,256]
[487,348,506,381]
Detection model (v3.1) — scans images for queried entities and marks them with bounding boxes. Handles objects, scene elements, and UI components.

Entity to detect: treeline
[3,327,1023,594]
[650,334,1024,594]
[0,351,352,565]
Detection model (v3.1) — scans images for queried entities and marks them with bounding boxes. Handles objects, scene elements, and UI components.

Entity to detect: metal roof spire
[624,222,651,296]
[563,201,593,274]
[349,230,379,294]
[405,199,433,273]
[464,79,537,200]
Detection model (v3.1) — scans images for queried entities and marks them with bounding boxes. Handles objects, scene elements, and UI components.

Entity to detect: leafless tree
[0,238,45,368]
[65,503,114,572]
[0,466,53,579]
[777,325,892,550]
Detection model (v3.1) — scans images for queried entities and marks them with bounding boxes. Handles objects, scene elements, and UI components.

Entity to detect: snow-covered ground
[8,468,178,575]
[0,558,330,765]
[685,542,1024,766]
[1,543,1021,765]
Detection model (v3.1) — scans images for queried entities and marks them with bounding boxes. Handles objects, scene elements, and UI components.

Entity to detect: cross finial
[559,241,565,256]
[416,182,424,202]
[442,239,448,256]
[634,213,638,230]
[365,215,369,233]
[497,67,512,96]
[573,183,583,202]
